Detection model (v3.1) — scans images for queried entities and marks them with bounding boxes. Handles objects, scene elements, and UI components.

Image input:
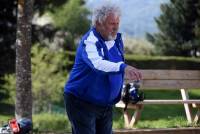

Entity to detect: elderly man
[64,2,142,134]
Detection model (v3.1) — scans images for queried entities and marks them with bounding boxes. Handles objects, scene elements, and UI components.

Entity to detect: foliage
[125,56,200,70]
[31,45,68,112]
[33,0,90,51]
[0,0,89,83]
[1,75,16,104]
[32,0,89,51]
[0,76,11,102]
[34,0,69,15]
[33,113,71,132]
[65,50,200,70]
[147,0,200,57]
[123,36,156,55]
[2,45,69,113]
[0,0,16,77]
[52,0,90,40]
[34,0,86,15]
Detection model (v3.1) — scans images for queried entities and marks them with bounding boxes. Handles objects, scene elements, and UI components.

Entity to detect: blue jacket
[64,27,127,106]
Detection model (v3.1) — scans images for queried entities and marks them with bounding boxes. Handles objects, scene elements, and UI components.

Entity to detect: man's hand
[124,65,142,81]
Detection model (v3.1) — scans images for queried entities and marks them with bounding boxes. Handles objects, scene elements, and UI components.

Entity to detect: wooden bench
[115,70,200,128]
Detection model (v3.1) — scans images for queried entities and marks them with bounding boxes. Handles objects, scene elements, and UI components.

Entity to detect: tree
[146,0,200,57]
[0,0,17,76]
[2,45,69,114]
[0,0,69,78]
[53,0,90,49]
[15,0,33,120]
[0,0,88,80]
[34,0,69,15]
[31,45,68,113]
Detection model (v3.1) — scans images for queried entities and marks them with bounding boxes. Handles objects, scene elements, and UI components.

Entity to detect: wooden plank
[114,127,200,134]
[141,70,200,80]
[124,111,131,128]
[192,103,200,108]
[123,105,144,128]
[118,69,200,127]
[116,102,139,109]
[180,89,193,123]
[129,105,143,127]
[116,100,200,107]
[141,80,200,89]
[138,100,200,104]
[194,109,200,123]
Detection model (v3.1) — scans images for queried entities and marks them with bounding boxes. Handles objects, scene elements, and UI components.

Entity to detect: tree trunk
[15,0,33,120]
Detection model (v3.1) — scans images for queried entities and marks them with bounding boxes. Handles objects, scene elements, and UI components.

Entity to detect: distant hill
[85,0,169,38]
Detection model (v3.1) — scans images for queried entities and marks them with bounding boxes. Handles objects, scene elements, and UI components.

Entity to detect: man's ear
[95,21,102,31]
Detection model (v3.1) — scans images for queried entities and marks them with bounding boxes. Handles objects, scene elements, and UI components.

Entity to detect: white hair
[92,2,121,26]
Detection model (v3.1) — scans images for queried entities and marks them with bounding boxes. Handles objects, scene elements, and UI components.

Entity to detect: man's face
[98,13,120,41]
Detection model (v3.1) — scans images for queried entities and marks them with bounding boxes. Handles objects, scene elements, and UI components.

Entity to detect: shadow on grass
[0,102,14,116]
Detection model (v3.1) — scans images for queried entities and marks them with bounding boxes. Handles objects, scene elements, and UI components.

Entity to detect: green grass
[1,89,200,130]
[113,89,200,129]
[0,102,14,120]
[33,113,71,132]
[113,107,199,129]
[0,102,14,126]
[0,115,13,123]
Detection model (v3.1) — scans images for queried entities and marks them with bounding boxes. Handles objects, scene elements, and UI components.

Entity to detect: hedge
[66,51,200,70]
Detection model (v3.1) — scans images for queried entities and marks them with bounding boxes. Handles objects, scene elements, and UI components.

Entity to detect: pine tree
[53,0,90,48]
[147,0,200,57]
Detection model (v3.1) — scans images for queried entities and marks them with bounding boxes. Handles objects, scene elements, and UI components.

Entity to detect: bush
[53,0,90,38]
[31,45,68,112]
[123,36,156,55]
[1,74,16,104]
[2,45,70,113]
[33,113,71,132]
[125,55,200,69]
[65,50,200,70]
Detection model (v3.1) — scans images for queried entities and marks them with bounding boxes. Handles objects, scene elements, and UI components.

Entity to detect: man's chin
[108,35,117,41]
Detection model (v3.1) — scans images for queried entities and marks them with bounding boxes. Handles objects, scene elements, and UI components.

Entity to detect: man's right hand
[124,65,142,81]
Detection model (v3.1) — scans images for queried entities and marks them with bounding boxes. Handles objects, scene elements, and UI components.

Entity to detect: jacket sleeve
[82,39,127,74]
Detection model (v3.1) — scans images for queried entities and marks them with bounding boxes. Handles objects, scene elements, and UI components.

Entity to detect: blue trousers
[64,93,113,134]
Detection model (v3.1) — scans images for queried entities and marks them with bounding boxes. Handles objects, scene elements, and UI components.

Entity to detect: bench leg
[124,110,131,128]
[180,89,193,123]
[194,109,200,123]
[123,104,144,128]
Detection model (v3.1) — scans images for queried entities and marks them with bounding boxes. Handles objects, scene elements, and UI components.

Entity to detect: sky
[85,0,169,38]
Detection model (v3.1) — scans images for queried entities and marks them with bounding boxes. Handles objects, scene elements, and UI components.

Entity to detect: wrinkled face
[97,13,120,41]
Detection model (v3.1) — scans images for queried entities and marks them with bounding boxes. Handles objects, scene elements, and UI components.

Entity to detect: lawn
[0,89,200,131]
[0,102,14,126]
[113,89,200,129]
